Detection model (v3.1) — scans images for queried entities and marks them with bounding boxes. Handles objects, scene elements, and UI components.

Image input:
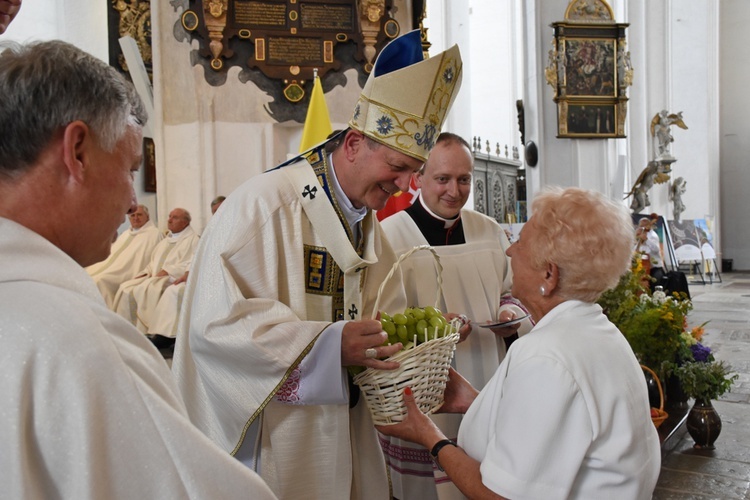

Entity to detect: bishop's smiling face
[341,131,424,211]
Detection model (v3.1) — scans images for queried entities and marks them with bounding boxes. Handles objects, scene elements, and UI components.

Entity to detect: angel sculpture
[650,110,688,160]
[625,161,671,214]
[669,176,687,222]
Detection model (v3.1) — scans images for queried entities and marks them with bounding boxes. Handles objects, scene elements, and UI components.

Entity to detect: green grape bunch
[380,306,458,351]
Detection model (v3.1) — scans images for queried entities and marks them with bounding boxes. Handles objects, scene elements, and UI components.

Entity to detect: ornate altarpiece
[544,0,633,138]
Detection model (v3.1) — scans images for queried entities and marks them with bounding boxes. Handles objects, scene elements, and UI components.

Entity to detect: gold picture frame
[545,0,632,138]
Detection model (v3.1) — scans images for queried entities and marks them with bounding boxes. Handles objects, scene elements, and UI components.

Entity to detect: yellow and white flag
[299,72,333,152]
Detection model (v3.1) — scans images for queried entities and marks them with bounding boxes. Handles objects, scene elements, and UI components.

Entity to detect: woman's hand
[487,309,522,338]
[375,387,445,449]
[438,368,479,414]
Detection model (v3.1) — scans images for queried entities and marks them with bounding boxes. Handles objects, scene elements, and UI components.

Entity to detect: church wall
[1,0,159,234]
[512,0,720,262]
[426,0,527,211]
[153,2,411,232]
[2,1,107,60]
[719,0,750,270]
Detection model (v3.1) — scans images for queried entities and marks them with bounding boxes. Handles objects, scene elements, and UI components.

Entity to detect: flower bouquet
[598,259,692,378]
[664,329,738,403]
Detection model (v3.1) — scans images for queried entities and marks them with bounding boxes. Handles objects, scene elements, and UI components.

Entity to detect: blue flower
[376,115,393,135]
[353,104,361,122]
[691,342,713,363]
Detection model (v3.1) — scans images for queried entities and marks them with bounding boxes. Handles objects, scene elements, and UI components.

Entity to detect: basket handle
[370,244,443,318]
[641,364,664,411]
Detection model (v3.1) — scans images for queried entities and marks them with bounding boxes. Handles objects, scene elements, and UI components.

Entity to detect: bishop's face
[336,130,423,211]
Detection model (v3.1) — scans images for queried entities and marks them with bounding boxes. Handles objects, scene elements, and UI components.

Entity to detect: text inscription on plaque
[234,1,286,28]
[268,37,322,65]
[300,4,353,31]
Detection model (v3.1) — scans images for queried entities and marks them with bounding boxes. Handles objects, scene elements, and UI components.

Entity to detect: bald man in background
[147,196,226,353]
[114,207,199,333]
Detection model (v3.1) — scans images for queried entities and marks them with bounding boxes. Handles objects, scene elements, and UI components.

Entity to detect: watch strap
[430,439,457,471]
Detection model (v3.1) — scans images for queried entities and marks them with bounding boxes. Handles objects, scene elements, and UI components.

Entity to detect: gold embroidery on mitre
[349,46,462,162]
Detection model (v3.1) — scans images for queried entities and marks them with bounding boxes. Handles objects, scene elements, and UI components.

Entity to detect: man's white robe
[380,208,531,500]
[86,221,163,308]
[148,280,186,338]
[114,225,199,333]
[172,159,406,500]
[0,217,276,499]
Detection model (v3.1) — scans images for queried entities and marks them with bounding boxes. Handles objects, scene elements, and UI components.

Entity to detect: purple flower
[691,342,713,362]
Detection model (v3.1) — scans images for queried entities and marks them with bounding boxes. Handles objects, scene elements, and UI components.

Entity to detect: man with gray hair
[87,204,163,308]
[114,207,199,333]
[0,40,274,498]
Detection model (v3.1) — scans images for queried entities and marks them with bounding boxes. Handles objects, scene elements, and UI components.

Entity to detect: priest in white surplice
[172,31,463,500]
[86,204,162,308]
[114,207,199,333]
[0,39,275,499]
[380,133,532,500]
[148,197,224,343]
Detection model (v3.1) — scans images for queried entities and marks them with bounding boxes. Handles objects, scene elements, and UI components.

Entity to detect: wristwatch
[430,439,457,471]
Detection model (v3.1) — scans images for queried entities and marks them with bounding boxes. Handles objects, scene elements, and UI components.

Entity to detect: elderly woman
[377,187,661,499]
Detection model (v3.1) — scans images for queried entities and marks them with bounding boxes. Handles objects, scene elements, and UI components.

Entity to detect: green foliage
[600,258,738,402]
[598,263,692,376]
[669,360,738,402]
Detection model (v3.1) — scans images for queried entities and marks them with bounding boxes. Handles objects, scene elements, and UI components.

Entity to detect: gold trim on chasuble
[232,324,328,456]
[304,151,367,322]
[233,150,369,456]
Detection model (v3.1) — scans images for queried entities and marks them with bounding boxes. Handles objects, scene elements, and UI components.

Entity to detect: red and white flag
[376,176,420,221]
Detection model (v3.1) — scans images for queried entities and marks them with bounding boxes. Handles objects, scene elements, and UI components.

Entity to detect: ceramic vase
[686,399,722,449]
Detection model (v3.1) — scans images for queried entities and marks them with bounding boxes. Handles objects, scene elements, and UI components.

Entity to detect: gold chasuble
[173,150,406,500]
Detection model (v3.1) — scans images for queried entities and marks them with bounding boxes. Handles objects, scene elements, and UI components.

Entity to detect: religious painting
[564,103,617,137]
[694,219,717,260]
[564,38,615,97]
[544,0,632,138]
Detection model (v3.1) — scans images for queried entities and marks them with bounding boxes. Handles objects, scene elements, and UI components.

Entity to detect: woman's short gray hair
[0,40,147,176]
[528,186,634,302]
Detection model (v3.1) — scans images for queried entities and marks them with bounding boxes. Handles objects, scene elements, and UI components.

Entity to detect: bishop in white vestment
[173,31,464,500]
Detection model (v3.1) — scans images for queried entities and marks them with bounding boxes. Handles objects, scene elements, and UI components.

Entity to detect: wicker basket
[353,245,460,425]
[642,364,668,428]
